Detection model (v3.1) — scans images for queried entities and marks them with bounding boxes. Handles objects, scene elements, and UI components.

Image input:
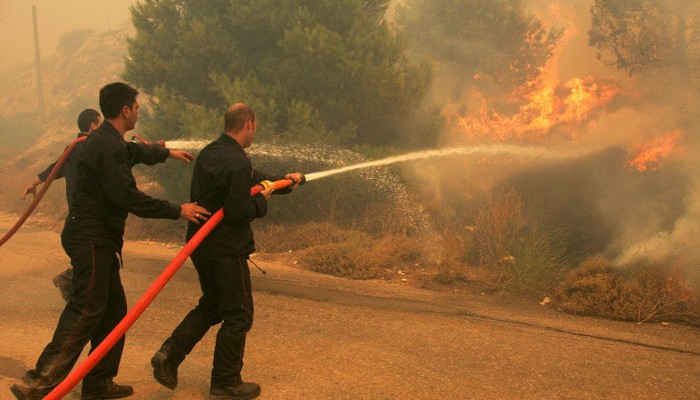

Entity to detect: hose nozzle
[132,134,166,147]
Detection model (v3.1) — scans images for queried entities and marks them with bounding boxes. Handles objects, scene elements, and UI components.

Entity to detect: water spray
[304,144,572,181]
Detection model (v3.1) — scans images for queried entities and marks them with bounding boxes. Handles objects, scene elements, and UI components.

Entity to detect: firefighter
[150,103,303,400]
[10,82,210,400]
[21,108,195,302]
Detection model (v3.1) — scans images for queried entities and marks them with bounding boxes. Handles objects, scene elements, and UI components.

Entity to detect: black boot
[9,382,52,400]
[151,348,179,390]
[81,380,133,400]
[209,381,261,400]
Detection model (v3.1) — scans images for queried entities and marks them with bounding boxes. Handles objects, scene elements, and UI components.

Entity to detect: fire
[454,74,620,142]
[627,129,684,172]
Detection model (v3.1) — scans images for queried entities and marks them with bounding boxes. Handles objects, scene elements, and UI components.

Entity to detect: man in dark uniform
[10,82,210,400]
[150,103,303,400]
[22,108,103,203]
[21,109,195,301]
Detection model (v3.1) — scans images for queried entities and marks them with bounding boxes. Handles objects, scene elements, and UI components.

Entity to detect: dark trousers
[160,254,254,388]
[23,238,127,391]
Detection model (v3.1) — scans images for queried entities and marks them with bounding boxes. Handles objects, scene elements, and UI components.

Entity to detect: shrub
[300,232,423,280]
[255,221,356,253]
[556,257,700,325]
[472,188,574,295]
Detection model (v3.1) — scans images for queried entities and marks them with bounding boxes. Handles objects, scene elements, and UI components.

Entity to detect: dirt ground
[0,214,698,400]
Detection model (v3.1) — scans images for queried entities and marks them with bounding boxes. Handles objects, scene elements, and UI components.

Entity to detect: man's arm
[22,159,67,199]
[223,169,271,225]
[251,170,303,194]
[127,141,194,167]
[21,177,44,199]
[99,142,179,219]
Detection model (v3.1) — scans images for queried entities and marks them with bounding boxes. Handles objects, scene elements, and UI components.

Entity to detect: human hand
[169,150,195,163]
[21,181,40,200]
[285,172,305,188]
[260,185,274,200]
[21,184,37,200]
[180,202,211,224]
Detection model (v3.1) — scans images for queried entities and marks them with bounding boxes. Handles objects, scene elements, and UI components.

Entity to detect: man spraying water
[150,103,303,400]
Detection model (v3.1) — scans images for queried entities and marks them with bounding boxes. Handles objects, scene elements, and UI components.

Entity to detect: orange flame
[627,129,683,172]
[454,74,620,142]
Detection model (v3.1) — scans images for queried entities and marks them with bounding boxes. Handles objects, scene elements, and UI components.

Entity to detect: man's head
[77,108,102,133]
[99,82,139,132]
[224,103,257,148]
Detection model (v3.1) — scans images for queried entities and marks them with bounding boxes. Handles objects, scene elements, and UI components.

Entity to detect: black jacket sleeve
[37,160,65,182]
[223,168,267,225]
[127,142,170,167]
[37,144,71,181]
[251,169,294,195]
[99,141,180,219]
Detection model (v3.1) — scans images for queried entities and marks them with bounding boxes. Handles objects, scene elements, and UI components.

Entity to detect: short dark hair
[77,108,101,132]
[99,82,139,119]
[224,103,255,132]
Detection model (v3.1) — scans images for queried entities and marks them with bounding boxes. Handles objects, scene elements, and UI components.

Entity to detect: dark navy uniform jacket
[186,133,291,256]
[62,121,180,251]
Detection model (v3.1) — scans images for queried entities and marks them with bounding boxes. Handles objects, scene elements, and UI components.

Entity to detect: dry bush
[556,257,700,325]
[254,221,356,253]
[300,233,422,280]
[472,188,573,295]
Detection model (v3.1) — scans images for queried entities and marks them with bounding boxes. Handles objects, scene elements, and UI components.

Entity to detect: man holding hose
[21,108,195,302]
[10,82,210,400]
[151,103,303,400]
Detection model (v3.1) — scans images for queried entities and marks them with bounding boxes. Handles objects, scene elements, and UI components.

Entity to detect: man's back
[187,133,266,256]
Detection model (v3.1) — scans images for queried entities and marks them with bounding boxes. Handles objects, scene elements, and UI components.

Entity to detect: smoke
[0,0,697,277]
[398,0,700,276]
[0,0,136,77]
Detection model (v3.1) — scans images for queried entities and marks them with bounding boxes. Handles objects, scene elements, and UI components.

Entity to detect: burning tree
[394,0,563,103]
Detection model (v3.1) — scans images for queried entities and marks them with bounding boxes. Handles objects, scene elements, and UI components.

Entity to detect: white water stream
[165,140,577,182]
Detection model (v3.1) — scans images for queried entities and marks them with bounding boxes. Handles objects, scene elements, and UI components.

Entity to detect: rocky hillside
[0,27,132,214]
[0,27,133,164]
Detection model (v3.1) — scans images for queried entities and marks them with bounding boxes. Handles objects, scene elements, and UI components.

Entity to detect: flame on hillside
[453,73,620,143]
[627,129,684,172]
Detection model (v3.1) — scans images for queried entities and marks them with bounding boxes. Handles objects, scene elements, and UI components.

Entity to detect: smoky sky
[0,0,136,76]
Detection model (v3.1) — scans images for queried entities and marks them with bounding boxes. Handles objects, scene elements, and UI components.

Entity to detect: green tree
[394,0,562,101]
[589,0,700,93]
[125,0,431,147]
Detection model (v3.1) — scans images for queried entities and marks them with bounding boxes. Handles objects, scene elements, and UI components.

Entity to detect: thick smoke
[400,0,700,277]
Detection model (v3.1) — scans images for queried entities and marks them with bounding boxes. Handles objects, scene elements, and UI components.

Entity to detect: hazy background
[0,0,136,76]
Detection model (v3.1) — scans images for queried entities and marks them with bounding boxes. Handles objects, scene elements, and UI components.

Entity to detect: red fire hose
[0,136,88,248]
[44,178,296,400]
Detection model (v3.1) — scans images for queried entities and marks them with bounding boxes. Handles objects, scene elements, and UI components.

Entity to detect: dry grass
[556,257,700,325]
[471,188,574,296]
[257,221,424,280]
[301,234,422,280]
[254,221,356,253]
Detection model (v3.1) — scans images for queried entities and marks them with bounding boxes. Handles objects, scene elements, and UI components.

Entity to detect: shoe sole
[81,386,134,400]
[208,387,261,400]
[10,385,27,400]
[151,354,177,390]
